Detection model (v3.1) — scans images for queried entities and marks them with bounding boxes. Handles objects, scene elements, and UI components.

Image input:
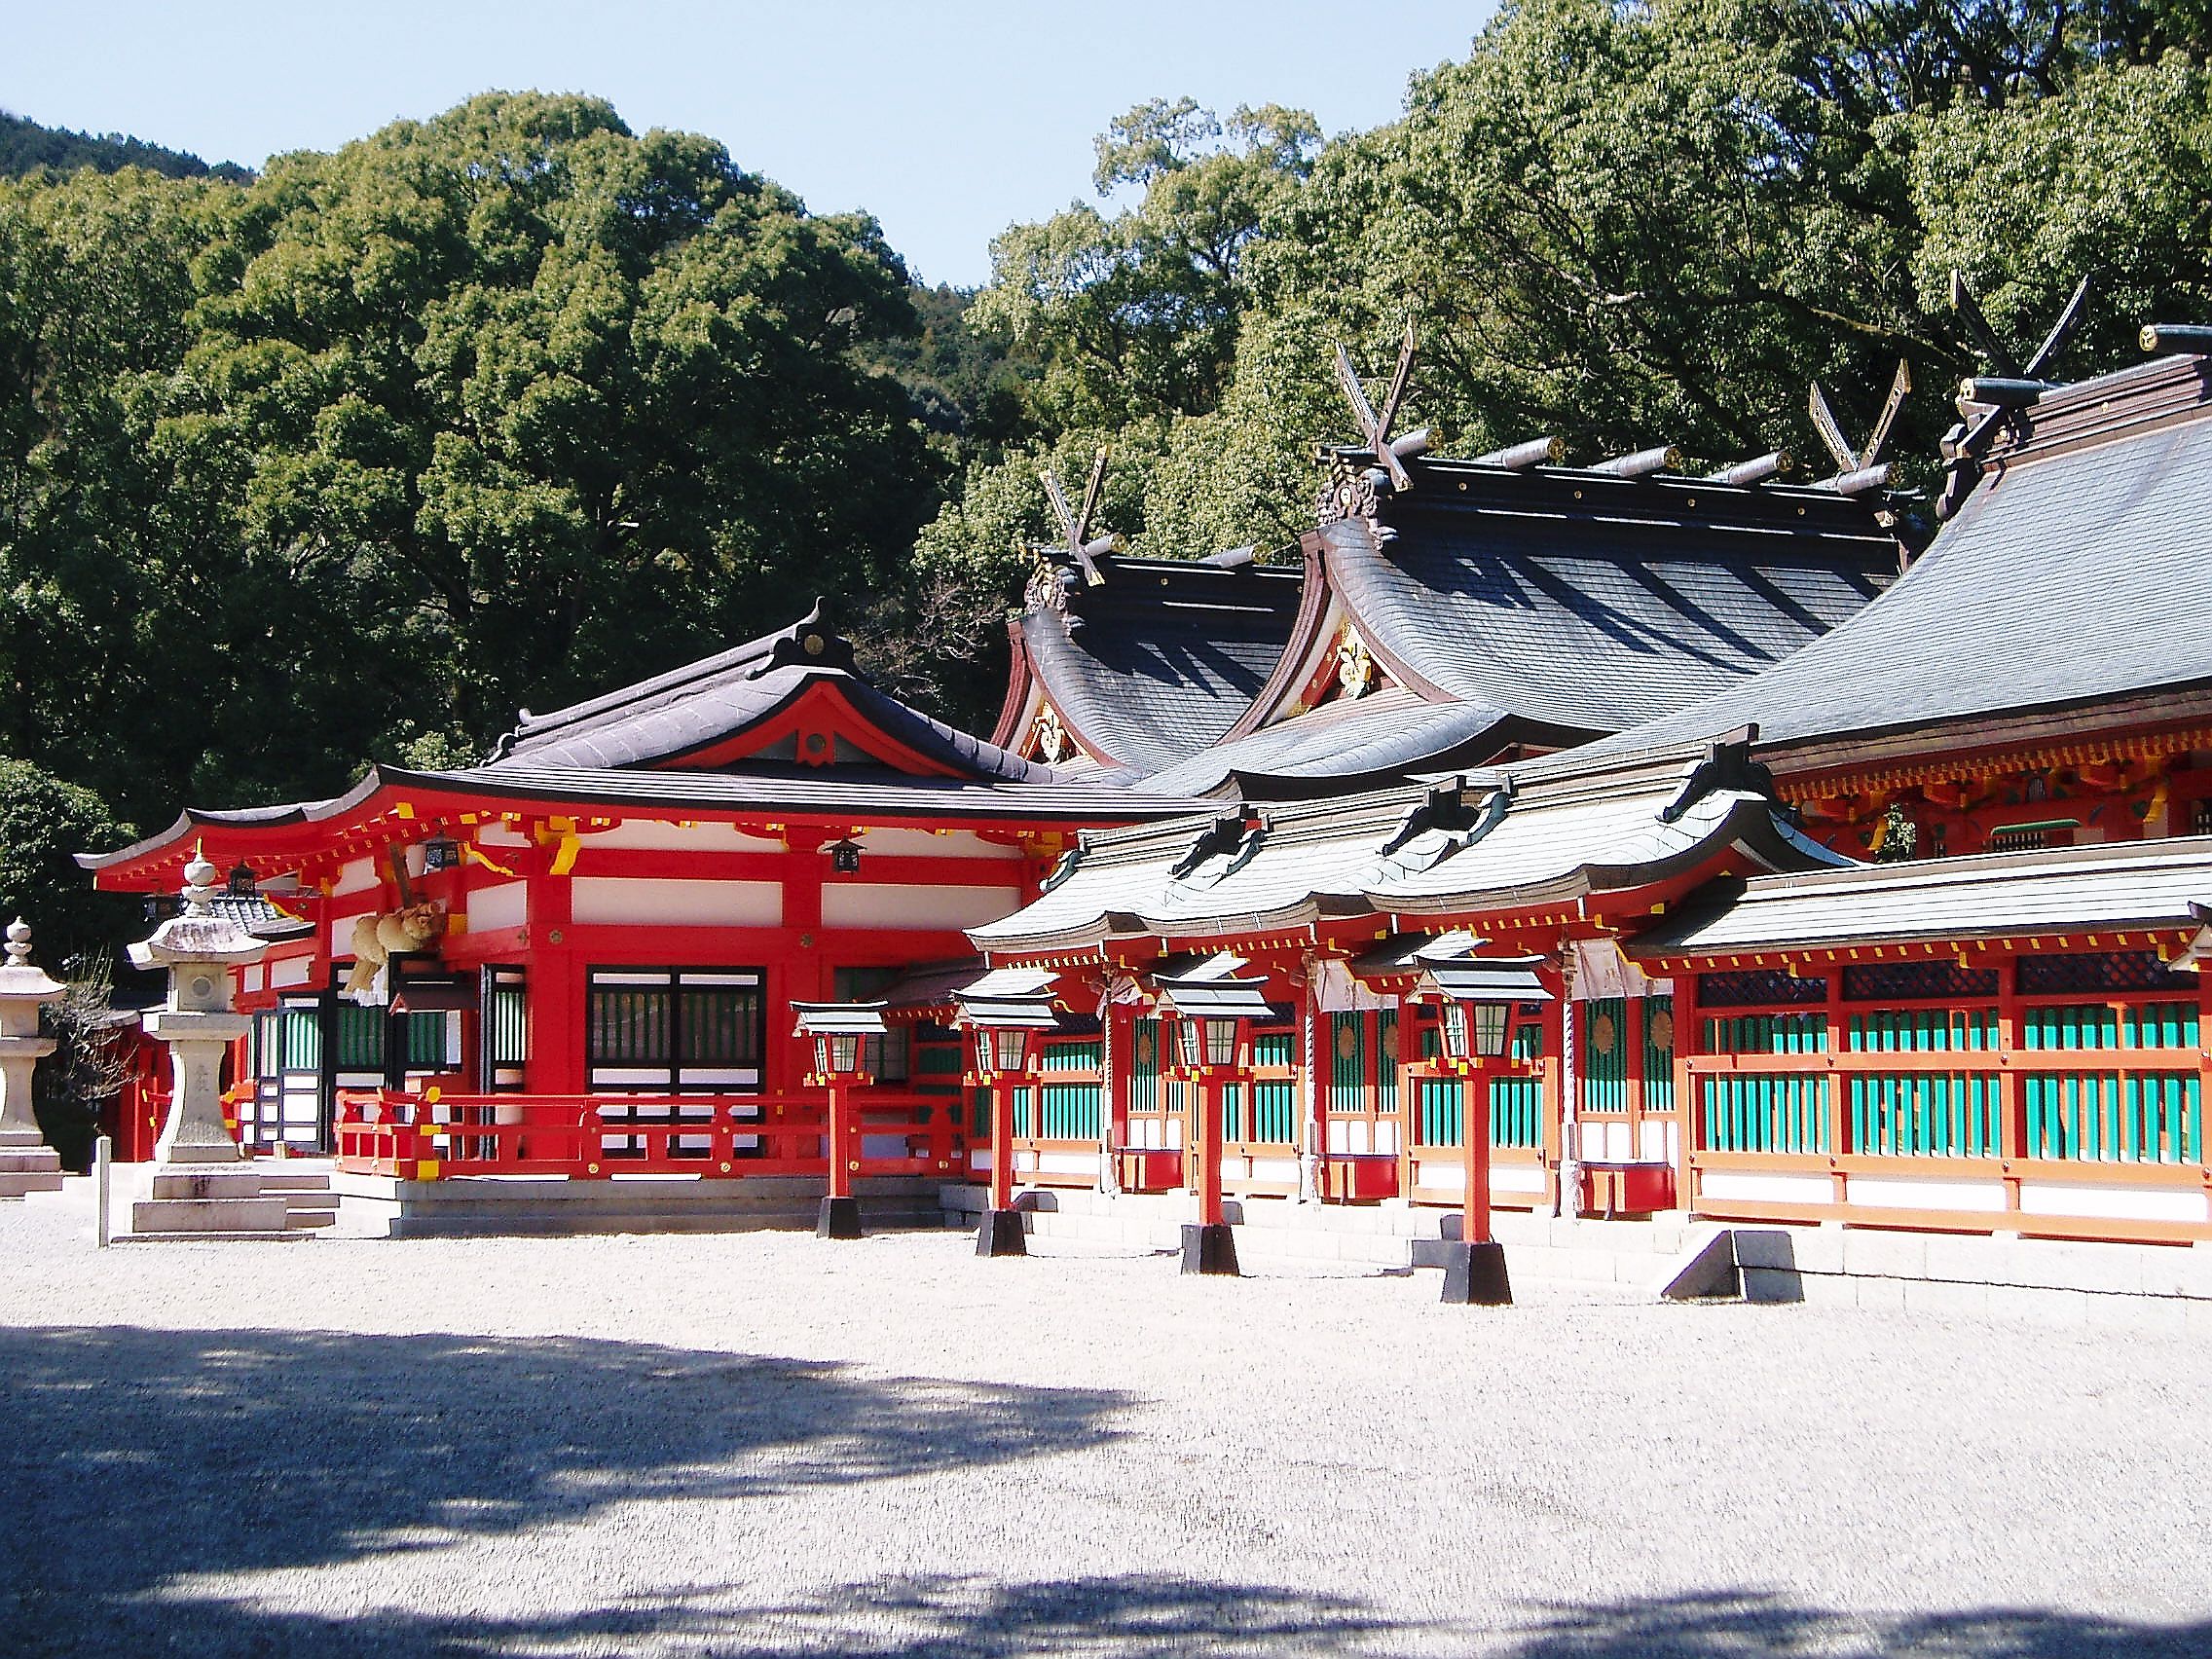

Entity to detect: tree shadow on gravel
[0,1324,1124,1652]
[14,1573,2212,1659]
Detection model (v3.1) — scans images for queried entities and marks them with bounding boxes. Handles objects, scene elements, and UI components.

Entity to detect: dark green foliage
[0,109,251,183]
[918,0,2212,590]
[0,758,135,968]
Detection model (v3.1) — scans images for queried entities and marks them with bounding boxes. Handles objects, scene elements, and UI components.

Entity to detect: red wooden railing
[336,1088,967,1181]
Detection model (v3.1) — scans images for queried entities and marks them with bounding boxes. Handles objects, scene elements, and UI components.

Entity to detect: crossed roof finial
[1808,358,1912,480]
[1333,319,1428,492]
[1936,271,2091,518]
[1038,446,1117,586]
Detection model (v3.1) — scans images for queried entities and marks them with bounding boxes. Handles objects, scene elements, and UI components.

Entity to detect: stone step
[0,1170,66,1198]
[285,1207,339,1231]
[131,1196,292,1233]
[0,1148,63,1173]
[151,1168,269,1200]
[258,1172,332,1194]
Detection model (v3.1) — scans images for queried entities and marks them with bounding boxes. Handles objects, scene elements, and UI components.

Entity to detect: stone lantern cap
[128,856,271,972]
[0,919,65,1042]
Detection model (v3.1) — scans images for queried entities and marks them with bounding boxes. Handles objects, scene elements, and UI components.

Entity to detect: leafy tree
[0,757,134,969]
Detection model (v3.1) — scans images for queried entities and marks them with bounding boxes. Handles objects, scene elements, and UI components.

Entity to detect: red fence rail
[337,1089,967,1181]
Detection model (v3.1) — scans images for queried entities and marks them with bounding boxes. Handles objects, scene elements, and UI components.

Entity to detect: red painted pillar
[989,1079,1015,1213]
[1196,1075,1225,1228]
[827,1080,852,1199]
[1461,1062,1493,1246]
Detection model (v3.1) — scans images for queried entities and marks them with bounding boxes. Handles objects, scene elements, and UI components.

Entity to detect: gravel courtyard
[2,1200,2208,1659]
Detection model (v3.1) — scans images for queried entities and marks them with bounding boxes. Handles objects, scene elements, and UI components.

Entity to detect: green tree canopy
[917,0,2212,596]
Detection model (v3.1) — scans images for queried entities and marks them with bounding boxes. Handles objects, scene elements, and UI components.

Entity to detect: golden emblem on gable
[1336,630,1377,699]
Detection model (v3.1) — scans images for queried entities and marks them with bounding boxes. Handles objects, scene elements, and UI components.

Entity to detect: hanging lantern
[814,1031,863,1076]
[974,1024,1035,1079]
[226,862,258,899]
[422,836,461,872]
[1438,997,1513,1062]
[828,838,863,874]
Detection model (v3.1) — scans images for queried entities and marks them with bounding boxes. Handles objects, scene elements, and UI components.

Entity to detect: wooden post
[1998,952,2026,1223]
[1461,1066,1492,1245]
[1673,970,1700,1215]
[1441,1051,1510,1305]
[1181,1068,1238,1274]
[977,1070,1025,1257]
[816,1066,861,1239]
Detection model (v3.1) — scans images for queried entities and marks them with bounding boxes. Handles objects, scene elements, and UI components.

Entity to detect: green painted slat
[1491,1077,1542,1148]
[1418,1079,1461,1146]
[1252,1031,1295,1068]
[1329,1013,1365,1110]
[1040,1083,1100,1140]
[1041,1041,1102,1072]
[1641,995,1675,1114]
[1378,1010,1399,1112]
[1012,1087,1033,1138]
[1702,1075,1828,1154]
[1130,1018,1161,1114]
[1581,997,1627,1113]
[1220,1084,1244,1143]
[1251,1081,1297,1143]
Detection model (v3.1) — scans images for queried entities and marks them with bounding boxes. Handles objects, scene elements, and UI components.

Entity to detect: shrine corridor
[2,1204,2208,1658]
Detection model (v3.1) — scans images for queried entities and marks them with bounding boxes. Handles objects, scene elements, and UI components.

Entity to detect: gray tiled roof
[1021,554,1305,771]
[1629,835,2212,958]
[970,742,1846,954]
[1130,691,1511,799]
[1581,354,2212,758]
[489,606,1053,783]
[1326,464,1893,735]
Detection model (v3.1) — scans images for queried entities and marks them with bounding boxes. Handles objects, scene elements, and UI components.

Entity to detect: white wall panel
[571,877,781,928]
[821,883,1021,932]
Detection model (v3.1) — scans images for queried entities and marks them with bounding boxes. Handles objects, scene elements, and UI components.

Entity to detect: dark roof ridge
[492,599,851,757]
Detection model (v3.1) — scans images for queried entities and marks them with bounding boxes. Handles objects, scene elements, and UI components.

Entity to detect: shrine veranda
[70,342,2212,1271]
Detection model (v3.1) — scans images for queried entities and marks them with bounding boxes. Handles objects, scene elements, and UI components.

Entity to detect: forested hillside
[0,109,249,182]
[7,1,2212,957]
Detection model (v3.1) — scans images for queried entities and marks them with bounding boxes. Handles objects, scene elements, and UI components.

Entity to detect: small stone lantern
[0,918,67,1198]
[129,856,268,1167]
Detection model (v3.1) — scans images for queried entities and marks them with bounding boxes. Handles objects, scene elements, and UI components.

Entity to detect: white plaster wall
[270,957,313,989]
[475,823,530,848]
[2019,1182,2209,1223]
[821,883,1022,932]
[1848,1176,2009,1213]
[468,882,529,935]
[571,877,782,928]
[332,859,379,896]
[855,827,1023,861]
[1698,1170,1831,1203]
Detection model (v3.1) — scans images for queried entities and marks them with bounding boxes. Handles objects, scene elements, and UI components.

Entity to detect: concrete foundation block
[1841,1230,1929,1279]
[1900,1277,1990,1320]
[1740,1266,1806,1304]
[130,1196,290,1233]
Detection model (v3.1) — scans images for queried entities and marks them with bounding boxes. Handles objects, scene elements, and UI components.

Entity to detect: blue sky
[5,1,1493,286]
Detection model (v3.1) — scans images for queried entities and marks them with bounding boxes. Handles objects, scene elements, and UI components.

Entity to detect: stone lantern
[0,919,67,1198]
[129,856,268,1168]
[124,855,333,1236]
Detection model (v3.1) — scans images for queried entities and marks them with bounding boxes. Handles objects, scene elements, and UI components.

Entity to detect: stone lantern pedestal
[0,920,67,1199]
[124,858,333,1238]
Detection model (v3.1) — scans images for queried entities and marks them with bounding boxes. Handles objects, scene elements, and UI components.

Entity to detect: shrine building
[76,325,2212,1261]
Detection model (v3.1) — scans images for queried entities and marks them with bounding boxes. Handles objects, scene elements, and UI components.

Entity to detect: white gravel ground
[1,1199,2209,1659]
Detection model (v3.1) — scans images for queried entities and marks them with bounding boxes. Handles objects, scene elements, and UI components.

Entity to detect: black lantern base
[977,1208,1027,1257]
[816,1196,863,1239]
[1180,1221,1239,1276]
[1438,1239,1512,1306]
